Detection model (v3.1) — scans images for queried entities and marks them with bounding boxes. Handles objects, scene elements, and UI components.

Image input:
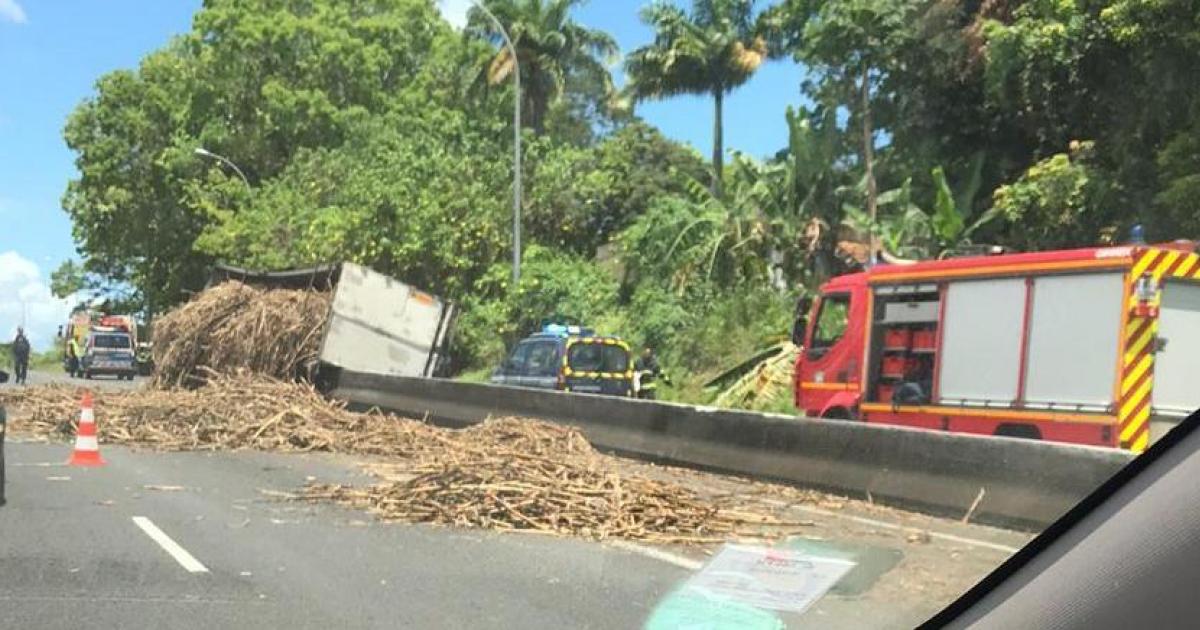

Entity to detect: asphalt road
[0,438,1034,629]
[1,442,694,629]
[19,369,145,390]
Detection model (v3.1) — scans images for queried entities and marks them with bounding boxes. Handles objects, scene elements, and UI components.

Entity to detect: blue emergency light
[542,323,595,337]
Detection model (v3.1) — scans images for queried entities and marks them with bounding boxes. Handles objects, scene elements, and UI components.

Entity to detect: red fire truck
[793,242,1200,452]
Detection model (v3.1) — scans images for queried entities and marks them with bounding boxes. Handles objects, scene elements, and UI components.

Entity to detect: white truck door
[1152,281,1200,439]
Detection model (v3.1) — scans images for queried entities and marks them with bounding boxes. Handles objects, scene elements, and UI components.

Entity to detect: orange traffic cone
[68,391,106,467]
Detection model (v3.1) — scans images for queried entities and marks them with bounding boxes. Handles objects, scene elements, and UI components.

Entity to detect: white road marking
[608,540,704,571]
[132,516,210,573]
[778,503,1023,554]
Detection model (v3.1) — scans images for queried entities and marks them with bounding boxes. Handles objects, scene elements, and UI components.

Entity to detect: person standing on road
[0,368,8,507]
[11,328,30,385]
[634,346,670,400]
[67,335,82,378]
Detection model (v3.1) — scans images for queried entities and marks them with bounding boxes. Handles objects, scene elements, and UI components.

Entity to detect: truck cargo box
[208,262,455,381]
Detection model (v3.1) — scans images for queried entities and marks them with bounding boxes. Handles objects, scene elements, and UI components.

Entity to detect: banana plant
[841,157,1003,260]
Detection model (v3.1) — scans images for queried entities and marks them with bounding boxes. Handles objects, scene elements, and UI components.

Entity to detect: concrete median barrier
[332,371,1134,529]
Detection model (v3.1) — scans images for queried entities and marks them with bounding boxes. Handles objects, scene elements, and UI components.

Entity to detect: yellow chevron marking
[1121,355,1152,396]
[1152,251,1180,282]
[1121,404,1151,442]
[1132,251,1158,278]
[1124,326,1155,364]
[1120,378,1152,420]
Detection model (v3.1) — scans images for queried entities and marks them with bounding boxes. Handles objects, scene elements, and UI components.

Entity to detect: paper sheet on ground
[683,544,856,613]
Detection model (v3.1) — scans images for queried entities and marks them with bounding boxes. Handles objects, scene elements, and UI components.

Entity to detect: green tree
[991,142,1110,252]
[63,0,459,314]
[49,260,87,301]
[523,122,706,256]
[62,43,212,317]
[624,0,769,196]
[780,0,917,244]
[468,0,619,135]
[195,109,512,298]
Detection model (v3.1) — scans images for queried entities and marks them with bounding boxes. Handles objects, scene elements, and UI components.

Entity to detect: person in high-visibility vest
[634,347,670,400]
[67,336,82,378]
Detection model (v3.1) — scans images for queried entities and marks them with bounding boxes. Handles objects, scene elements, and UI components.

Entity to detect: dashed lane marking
[132,516,210,574]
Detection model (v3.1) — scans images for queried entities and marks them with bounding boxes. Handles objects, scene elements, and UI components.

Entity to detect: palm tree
[624,0,768,196]
[468,0,619,135]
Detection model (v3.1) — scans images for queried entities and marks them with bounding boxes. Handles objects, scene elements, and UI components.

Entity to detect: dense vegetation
[57,0,1200,405]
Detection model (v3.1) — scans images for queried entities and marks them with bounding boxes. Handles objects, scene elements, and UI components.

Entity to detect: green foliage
[49,261,86,300]
[453,245,619,370]
[194,109,511,297]
[468,0,619,134]
[664,285,796,375]
[1153,128,1200,238]
[63,0,458,315]
[992,145,1105,251]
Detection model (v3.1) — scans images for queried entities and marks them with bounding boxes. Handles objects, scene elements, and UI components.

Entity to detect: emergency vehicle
[491,324,634,397]
[793,241,1200,452]
[62,312,139,380]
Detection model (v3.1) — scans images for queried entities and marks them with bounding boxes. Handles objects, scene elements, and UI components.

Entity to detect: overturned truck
[207,262,456,388]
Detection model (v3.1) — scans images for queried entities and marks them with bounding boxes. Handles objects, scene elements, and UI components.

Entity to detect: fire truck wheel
[821,407,857,422]
[994,424,1041,440]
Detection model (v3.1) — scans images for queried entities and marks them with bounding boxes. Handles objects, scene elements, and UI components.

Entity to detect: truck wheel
[995,424,1041,440]
[821,407,857,421]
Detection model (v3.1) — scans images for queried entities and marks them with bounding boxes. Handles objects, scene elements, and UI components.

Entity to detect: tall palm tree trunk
[712,87,725,198]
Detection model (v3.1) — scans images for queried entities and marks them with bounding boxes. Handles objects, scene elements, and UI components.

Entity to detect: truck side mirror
[791,317,808,347]
[792,296,813,347]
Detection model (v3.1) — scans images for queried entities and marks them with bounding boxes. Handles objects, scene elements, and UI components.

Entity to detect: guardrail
[332,371,1134,529]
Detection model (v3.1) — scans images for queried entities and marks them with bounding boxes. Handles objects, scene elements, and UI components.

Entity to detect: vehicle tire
[821,407,857,421]
[84,372,93,380]
[995,424,1041,440]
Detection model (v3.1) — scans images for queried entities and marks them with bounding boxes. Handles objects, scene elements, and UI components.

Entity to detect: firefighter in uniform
[634,347,670,400]
[67,336,83,378]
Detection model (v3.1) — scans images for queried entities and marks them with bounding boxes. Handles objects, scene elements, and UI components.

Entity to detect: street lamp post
[472,1,522,284]
[194,147,252,191]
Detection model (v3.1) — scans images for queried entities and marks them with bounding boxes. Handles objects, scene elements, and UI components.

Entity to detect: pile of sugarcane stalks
[151,281,332,387]
[303,419,817,544]
[1,375,816,544]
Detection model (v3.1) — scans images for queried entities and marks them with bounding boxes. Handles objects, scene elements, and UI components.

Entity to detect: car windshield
[2,0,1190,627]
[91,335,131,350]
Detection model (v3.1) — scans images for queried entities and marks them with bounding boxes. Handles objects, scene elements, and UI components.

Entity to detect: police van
[490,324,634,397]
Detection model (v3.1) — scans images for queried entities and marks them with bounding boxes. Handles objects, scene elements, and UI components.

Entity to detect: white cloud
[0,251,73,350]
[0,0,27,24]
[439,0,471,29]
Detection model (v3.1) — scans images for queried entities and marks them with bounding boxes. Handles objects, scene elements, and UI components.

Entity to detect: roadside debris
[301,418,817,544]
[2,374,824,544]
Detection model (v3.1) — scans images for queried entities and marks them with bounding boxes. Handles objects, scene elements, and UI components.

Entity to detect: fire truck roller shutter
[1024,273,1124,410]
[939,278,1026,404]
[1152,281,1200,427]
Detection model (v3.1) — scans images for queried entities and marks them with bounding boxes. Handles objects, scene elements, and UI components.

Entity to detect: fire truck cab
[794,242,1200,452]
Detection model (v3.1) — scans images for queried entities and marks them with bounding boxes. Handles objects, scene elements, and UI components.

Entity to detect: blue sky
[0,0,805,347]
